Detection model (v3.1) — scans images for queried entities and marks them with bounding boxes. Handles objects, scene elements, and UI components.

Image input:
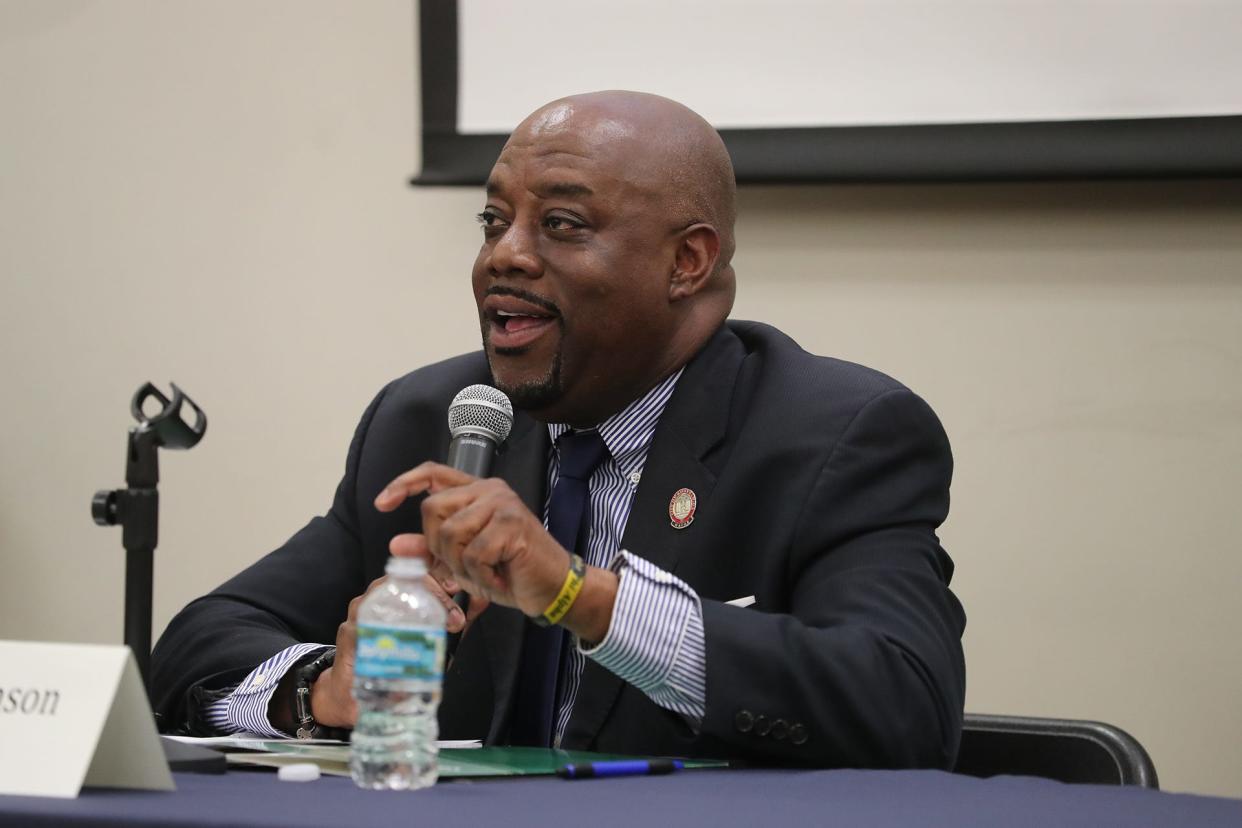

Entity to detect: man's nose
[487,221,543,279]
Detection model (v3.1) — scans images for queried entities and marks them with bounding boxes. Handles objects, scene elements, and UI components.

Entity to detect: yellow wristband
[535,554,586,627]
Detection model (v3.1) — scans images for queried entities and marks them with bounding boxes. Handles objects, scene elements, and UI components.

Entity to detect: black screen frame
[412,0,1242,186]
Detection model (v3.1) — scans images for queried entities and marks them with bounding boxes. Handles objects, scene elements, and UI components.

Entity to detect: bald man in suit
[152,91,965,768]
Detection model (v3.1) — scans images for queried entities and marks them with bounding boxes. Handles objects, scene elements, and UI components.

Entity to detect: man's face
[471,105,680,425]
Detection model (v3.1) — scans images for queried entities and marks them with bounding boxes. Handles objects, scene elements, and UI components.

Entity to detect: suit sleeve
[699,388,966,769]
[149,384,389,734]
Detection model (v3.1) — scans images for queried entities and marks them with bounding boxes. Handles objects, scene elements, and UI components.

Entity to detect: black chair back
[954,713,1159,788]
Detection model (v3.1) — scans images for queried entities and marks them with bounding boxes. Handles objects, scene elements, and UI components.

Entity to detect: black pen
[557,759,684,779]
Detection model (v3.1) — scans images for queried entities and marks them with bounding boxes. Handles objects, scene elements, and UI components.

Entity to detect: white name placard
[0,640,174,798]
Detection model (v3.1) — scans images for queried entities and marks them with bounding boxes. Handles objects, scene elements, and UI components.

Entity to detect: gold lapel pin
[668,487,697,529]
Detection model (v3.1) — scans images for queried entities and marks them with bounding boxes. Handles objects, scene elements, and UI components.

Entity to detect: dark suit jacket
[151,321,966,768]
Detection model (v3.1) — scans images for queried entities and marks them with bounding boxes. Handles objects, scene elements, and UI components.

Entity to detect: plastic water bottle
[350,556,447,790]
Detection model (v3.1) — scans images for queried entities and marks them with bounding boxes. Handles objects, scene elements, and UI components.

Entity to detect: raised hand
[374,462,618,643]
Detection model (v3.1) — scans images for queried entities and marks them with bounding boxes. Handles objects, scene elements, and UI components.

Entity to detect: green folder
[439,746,728,777]
[224,743,727,778]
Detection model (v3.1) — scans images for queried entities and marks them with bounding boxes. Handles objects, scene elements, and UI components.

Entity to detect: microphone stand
[92,383,206,688]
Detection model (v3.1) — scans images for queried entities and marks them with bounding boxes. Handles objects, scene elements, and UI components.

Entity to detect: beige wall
[2,1,1240,797]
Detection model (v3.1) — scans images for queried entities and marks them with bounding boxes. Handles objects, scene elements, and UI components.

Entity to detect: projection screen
[413,0,1242,184]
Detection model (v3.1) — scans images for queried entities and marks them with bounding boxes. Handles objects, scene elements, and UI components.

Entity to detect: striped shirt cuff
[202,642,332,737]
[582,551,706,727]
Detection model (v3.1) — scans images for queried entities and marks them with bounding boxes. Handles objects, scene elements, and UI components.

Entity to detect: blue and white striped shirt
[545,367,705,744]
[206,369,706,738]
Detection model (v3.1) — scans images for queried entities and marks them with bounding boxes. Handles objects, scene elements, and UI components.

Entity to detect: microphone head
[448,384,514,443]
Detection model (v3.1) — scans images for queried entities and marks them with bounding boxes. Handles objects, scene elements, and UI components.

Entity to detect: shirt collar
[546,367,684,474]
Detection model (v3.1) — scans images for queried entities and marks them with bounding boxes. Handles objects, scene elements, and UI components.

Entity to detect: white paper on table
[165,734,482,750]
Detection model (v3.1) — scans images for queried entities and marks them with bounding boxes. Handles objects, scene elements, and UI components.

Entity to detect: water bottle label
[354,624,445,681]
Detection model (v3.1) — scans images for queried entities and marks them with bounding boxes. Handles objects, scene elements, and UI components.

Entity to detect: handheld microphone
[446,384,514,477]
[444,385,514,620]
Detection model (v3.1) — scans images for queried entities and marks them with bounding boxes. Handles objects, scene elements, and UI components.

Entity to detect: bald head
[512,91,737,298]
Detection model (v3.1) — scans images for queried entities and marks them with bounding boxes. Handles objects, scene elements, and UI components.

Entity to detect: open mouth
[484,293,560,351]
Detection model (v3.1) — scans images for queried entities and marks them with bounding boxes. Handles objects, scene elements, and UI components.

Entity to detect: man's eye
[544,214,584,231]
[475,210,507,228]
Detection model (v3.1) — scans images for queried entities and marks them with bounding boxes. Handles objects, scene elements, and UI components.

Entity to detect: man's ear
[669,224,721,301]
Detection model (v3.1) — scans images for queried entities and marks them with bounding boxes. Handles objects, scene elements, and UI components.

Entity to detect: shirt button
[770,719,789,740]
[790,723,809,745]
[734,710,754,733]
[629,471,642,485]
[252,673,266,686]
[754,715,772,737]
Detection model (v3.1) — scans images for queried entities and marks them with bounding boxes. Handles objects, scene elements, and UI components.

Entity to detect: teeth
[497,310,523,317]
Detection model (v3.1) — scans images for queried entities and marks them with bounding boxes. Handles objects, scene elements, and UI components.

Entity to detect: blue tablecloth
[2,768,1240,827]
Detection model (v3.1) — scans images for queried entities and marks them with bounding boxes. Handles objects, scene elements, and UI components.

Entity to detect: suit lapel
[479,411,548,743]
[564,325,746,749]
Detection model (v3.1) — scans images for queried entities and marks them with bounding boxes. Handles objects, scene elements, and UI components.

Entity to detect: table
[2,768,1241,827]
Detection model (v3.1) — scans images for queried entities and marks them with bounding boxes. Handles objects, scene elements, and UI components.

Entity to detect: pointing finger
[374,462,478,512]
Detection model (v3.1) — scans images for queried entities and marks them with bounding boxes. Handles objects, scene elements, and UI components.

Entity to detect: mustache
[485,285,562,317]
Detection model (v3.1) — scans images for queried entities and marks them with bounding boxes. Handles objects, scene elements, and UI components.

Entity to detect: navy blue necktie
[510,429,609,747]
